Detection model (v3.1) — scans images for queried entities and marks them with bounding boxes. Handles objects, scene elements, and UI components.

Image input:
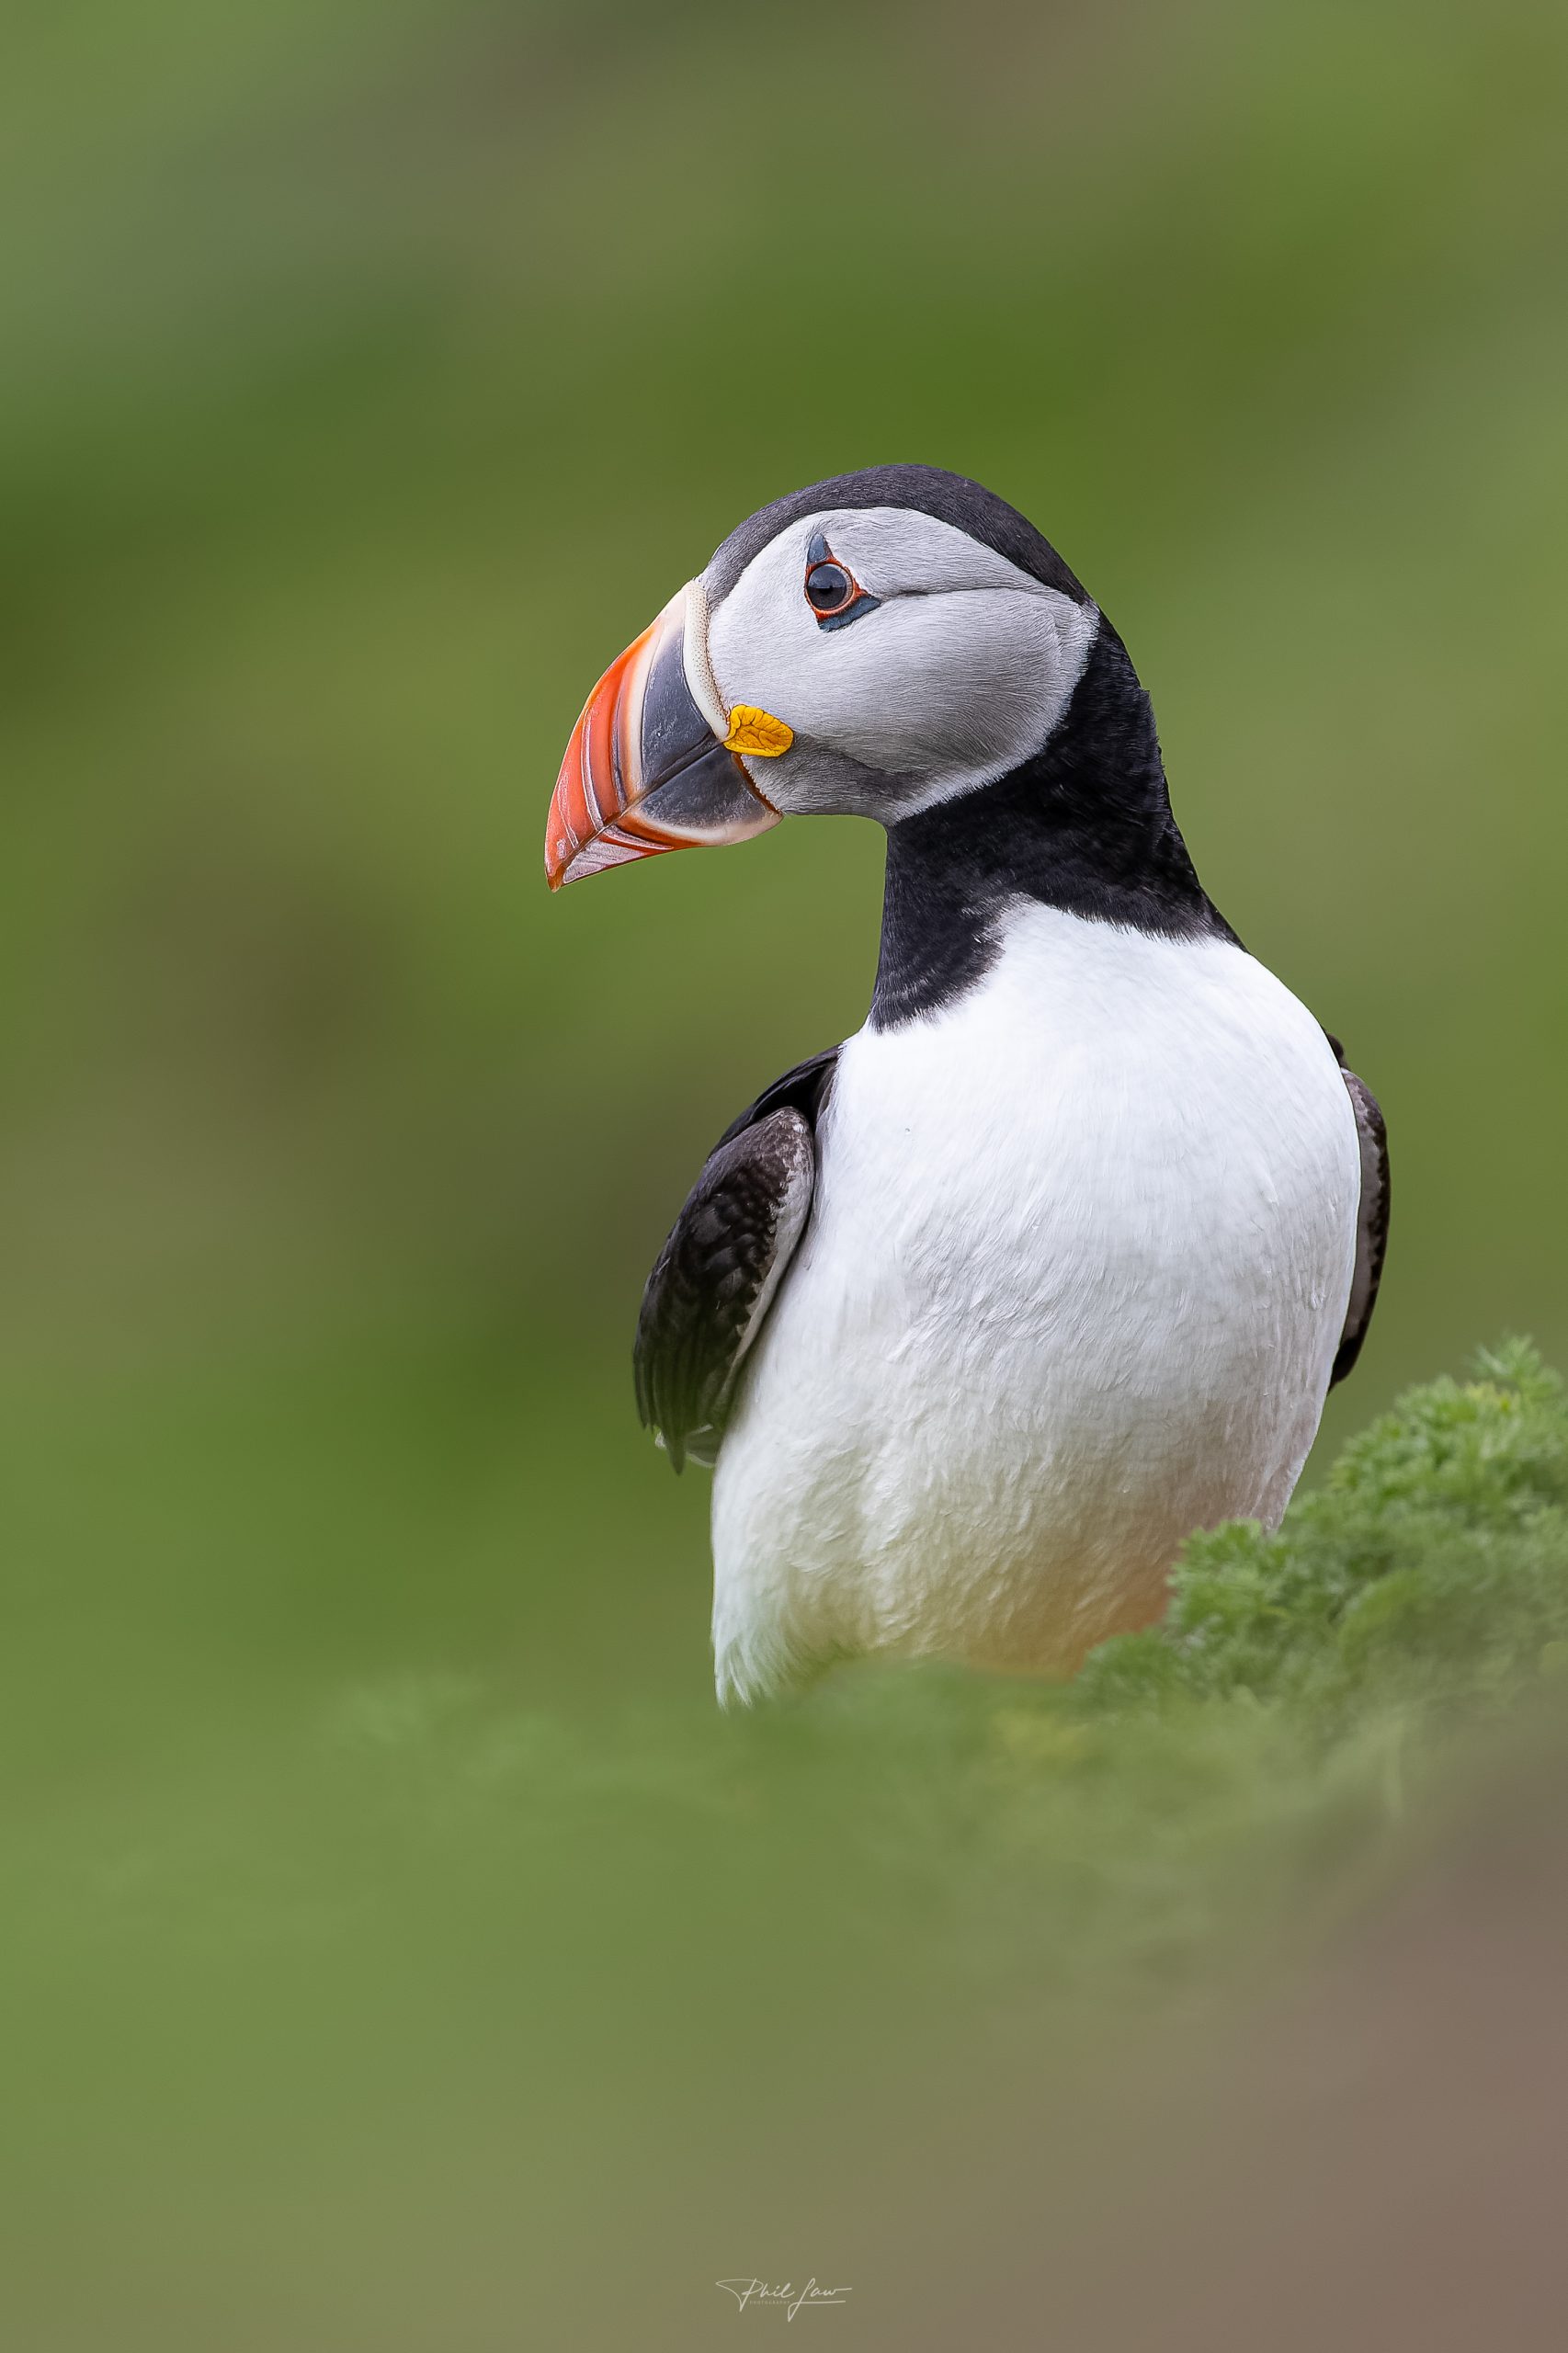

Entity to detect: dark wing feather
[711,1044,841,1149]
[635,1050,837,1471]
[1325,1036,1390,1387]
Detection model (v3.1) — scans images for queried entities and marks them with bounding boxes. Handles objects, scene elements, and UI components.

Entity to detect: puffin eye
[805,559,855,615]
[802,534,880,631]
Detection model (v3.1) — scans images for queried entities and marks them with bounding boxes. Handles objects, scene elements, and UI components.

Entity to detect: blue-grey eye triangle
[806,530,830,566]
[817,595,880,633]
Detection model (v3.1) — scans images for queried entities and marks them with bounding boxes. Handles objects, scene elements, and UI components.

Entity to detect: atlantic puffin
[545,466,1389,1706]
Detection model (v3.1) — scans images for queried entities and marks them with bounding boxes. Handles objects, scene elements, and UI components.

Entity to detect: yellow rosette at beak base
[722,707,794,758]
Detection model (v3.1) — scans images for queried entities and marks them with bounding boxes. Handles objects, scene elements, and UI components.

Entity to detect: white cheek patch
[706,507,1097,816]
[728,589,1076,778]
[817,506,1061,600]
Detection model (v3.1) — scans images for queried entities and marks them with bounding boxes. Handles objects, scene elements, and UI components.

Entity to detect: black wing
[1325,1037,1390,1387]
[634,1049,838,1471]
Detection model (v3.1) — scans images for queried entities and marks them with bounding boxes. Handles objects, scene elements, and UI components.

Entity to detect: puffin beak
[545,587,790,890]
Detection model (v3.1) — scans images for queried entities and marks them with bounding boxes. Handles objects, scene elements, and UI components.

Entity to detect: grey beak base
[635,628,773,841]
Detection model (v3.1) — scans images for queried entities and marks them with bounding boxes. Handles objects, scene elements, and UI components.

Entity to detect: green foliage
[1078,1339,1568,1720]
[262,1347,1568,2006]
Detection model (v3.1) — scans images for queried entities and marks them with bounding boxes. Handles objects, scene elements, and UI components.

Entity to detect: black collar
[869,622,1237,1029]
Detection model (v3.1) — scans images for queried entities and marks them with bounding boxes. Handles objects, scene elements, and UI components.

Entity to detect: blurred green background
[3,0,1566,2343]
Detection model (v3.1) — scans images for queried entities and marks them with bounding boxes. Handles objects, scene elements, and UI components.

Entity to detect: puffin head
[544,465,1105,888]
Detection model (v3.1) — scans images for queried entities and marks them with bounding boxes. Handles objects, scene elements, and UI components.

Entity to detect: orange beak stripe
[546,619,676,888]
[545,589,782,891]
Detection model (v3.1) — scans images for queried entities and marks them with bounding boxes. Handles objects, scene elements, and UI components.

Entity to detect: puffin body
[710,905,1358,1703]
[546,467,1389,1704]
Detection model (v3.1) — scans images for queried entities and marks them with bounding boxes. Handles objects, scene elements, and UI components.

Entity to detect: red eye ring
[804,555,858,616]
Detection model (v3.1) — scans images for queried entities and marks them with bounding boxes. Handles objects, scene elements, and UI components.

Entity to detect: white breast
[710,904,1361,1705]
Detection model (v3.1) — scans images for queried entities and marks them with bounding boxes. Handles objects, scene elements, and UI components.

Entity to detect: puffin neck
[868,621,1236,1030]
